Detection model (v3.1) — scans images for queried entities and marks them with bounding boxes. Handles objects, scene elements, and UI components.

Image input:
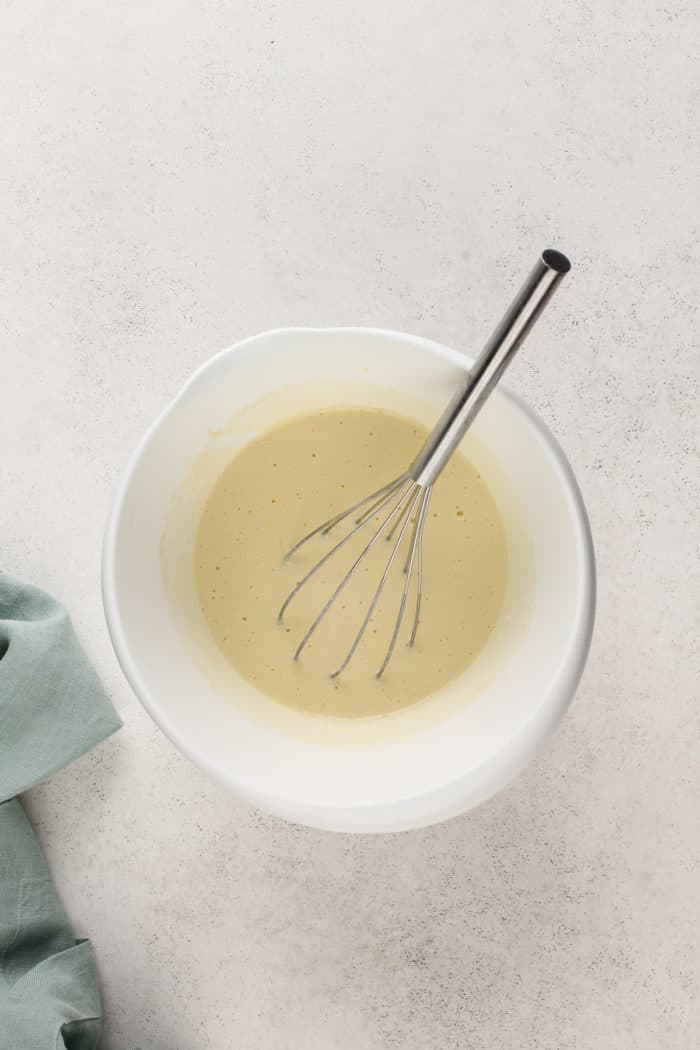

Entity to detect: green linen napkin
[0,573,123,1049]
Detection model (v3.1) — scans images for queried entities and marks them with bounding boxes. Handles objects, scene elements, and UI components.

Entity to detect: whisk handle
[410,249,571,487]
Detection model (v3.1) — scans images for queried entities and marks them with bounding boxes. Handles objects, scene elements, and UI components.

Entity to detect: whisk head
[277,474,432,678]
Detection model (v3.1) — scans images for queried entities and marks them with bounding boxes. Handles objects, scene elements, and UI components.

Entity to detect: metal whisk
[278,249,571,678]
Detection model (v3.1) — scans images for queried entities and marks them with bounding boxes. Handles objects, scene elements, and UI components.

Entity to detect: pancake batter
[195,408,508,718]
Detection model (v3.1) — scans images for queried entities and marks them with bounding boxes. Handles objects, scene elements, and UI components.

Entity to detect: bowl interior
[103,328,594,831]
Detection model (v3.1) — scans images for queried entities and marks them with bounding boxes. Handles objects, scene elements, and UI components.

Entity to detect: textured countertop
[3,1,698,1047]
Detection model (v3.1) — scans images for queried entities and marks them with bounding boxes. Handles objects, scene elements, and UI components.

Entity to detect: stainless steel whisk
[278,249,571,678]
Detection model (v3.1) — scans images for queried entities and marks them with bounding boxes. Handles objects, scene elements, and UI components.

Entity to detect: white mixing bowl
[102,327,595,832]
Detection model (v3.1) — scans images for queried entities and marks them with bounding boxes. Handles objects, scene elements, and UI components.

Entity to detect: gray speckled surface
[2,1,699,1047]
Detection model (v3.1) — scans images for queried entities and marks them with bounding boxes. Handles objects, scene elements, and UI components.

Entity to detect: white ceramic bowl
[103,327,595,832]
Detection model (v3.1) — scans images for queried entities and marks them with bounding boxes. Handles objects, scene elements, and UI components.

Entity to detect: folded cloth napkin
[0,573,123,1050]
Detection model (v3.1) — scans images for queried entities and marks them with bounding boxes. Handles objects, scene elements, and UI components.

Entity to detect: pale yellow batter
[195,408,508,718]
